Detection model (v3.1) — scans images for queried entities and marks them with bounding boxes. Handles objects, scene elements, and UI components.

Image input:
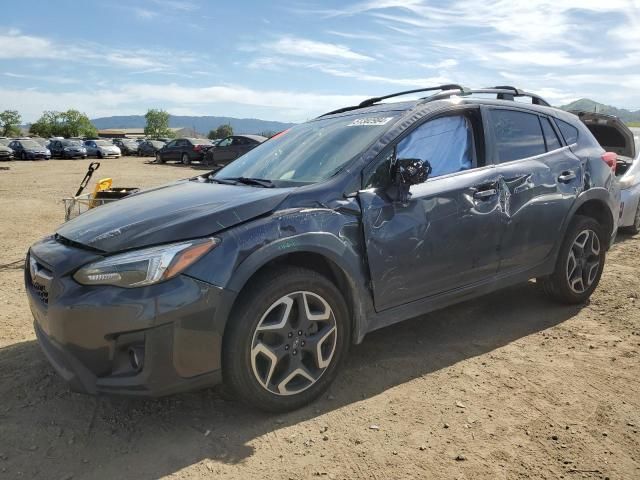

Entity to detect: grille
[31,280,49,305]
[27,255,51,306]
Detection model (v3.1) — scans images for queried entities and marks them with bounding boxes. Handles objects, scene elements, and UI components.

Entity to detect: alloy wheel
[566,229,601,294]
[250,291,338,396]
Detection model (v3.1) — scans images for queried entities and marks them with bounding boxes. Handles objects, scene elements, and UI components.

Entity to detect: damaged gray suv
[26,85,620,412]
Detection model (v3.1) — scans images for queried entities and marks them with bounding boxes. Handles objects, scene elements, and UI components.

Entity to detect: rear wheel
[223,266,350,412]
[181,153,191,165]
[540,215,606,304]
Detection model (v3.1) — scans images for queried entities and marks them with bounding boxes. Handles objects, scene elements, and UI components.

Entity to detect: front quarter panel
[183,205,373,342]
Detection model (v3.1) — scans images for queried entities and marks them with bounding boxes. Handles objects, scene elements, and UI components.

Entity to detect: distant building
[97,127,183,139]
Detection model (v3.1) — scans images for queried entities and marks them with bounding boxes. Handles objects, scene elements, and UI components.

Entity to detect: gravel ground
[0,157,638,480]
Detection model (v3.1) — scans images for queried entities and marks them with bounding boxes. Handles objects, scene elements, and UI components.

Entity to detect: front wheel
[223,267,350,412]
[540,215,606,304]
[181,153,191,165]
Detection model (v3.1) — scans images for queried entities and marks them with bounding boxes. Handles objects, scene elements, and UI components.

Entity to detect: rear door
[359,110,504,311]
[489,107,582,272]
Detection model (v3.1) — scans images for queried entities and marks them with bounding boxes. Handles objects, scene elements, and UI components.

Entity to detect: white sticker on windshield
[347,117,394,127]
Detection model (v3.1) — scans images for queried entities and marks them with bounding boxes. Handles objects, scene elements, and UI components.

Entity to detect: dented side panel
[358,166,503,312]
[496,147,583,272]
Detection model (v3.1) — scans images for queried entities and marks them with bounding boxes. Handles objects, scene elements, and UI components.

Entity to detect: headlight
[619,173,637,190]
[73,238,219,288]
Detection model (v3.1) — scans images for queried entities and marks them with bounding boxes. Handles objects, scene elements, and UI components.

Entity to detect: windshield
[0,139,9,146]
[214,112,398,184]
[21,140,41,149]
[62,140,82,146]
[94,140,110,146]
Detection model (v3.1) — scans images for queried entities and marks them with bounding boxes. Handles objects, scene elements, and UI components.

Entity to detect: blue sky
[1,0,639,123]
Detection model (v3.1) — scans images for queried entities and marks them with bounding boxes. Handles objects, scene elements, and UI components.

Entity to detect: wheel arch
[223,235,372,345]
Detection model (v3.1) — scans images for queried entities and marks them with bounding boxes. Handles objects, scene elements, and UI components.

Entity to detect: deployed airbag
[397,115,472,177]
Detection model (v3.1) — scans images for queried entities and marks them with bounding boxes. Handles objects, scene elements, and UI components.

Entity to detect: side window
[166,140,176,148]
[396,115,474,178]
[364,114,475,188]
[217,137,232,147]
[540,117,562,151]
[556,119,579,145]
[491,109,546,162]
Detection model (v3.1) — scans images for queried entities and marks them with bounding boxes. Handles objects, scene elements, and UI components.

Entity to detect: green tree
[29,111,62,137]
[144,109,172,138]
[212,123,233,139]
[59,110,97,137]
[0,110,22,137]
[29,110,96,138]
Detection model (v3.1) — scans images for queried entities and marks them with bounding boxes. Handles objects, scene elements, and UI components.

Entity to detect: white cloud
[0,83,369,122]
[266,36,374,62]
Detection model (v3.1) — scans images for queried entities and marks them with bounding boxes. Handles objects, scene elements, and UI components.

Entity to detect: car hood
[572,111,636,159]
[56,180,293,252]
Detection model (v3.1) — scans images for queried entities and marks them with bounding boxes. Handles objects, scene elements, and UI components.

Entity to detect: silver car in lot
[618,129,640,233]
[573,112,639,234]
[83,139,121,158]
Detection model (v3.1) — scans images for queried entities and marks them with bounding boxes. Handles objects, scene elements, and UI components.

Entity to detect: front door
[359,112,504,312]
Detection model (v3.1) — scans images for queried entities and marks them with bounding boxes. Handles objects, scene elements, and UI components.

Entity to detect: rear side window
[556,119,579,145]
[540,117,562,151]
[491,109,546,162]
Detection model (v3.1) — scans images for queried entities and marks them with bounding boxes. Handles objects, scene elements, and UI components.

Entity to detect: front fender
[184,208,373,343]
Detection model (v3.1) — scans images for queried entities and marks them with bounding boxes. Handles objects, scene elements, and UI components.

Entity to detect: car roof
[239,134,268,142]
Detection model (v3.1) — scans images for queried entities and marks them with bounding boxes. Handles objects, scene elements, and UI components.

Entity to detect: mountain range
[559,99,640,123]
[86,99,639,135]
[90,115,295,135]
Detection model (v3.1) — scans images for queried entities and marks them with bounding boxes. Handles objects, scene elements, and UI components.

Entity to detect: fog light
[128,346,144,372]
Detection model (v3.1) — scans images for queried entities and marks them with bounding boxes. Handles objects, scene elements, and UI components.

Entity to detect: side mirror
[388,157,431,203]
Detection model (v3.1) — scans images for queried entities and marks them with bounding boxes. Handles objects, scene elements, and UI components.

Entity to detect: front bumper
[26,238,229,396]
[27,152,50,160]
[620,183,640,228]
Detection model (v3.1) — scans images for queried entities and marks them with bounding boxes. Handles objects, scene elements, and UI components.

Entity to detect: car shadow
[0,281,582,479]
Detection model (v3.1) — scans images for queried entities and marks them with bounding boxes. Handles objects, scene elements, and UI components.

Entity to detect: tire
[223,266,350,412]
[621,202,640,235]
[97,151,103,159]
[540,215,606,304]
[156,153,164,164]
[181,153,191,165]
[20,152,26,160]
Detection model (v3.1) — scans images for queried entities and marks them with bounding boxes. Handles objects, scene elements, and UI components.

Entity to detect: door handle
[473,188,498,200]
[558,171,576,183]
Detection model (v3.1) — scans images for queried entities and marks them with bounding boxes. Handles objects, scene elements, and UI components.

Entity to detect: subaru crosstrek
[26,85,620,412]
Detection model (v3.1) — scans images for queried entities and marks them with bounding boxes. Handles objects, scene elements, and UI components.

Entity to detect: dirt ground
[0,157,638,480]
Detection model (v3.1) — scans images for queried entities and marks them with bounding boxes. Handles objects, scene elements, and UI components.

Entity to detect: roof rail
[423,86,550,106]
[318,84,469,117]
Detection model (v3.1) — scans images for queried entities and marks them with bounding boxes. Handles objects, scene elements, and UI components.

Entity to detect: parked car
[30,137,49,147]
[114,139,140,155]
[204,134,267,167]
[155,137,213,164]
[49,139,88,159]
[571,112,640,234]
[0,143,13,160]
[26,85,620,412]
[84,139,121,158]
[137,139,166,157]
[9,138,50,160]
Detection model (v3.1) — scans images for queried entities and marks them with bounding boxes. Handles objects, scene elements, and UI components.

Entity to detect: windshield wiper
[213,176,275,188]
